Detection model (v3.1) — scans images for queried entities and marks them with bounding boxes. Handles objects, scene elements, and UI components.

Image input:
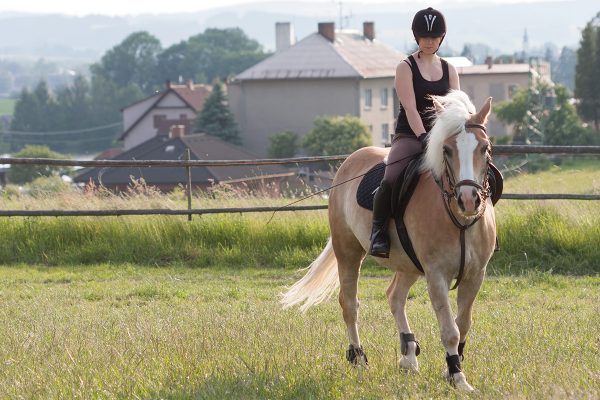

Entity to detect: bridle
[433,123,492,290]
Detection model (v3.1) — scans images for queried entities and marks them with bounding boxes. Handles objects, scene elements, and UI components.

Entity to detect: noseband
[434,123,492,290]
[441,123,491,202]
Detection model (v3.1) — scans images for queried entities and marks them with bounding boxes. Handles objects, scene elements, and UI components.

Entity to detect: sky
[0,0,552,16]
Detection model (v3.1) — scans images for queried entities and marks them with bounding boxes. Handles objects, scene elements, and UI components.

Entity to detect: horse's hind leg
[426,274,475,392]
[332,233,367,366]
[455,270,485,361]
[386,271,420,370]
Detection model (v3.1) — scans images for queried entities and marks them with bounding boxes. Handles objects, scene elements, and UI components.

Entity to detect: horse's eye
[443,146,452,157]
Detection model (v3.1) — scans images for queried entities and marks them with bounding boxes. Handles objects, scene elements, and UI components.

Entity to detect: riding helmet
[411,7,446,38]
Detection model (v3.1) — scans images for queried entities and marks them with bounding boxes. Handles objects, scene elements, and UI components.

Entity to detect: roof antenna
[335,1,353,30]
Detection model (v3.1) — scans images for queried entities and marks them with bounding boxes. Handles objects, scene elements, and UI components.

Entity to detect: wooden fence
[1,144,599,218]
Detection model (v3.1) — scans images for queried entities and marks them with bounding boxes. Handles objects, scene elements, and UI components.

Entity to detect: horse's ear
[432,97,445,114]
[474,97,493,124]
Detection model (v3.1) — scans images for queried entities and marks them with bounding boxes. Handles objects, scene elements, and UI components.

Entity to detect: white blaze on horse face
[456,131,479,213]
[456,131,478,181]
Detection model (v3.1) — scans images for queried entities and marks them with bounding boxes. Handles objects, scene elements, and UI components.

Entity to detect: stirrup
[369,242,390,258]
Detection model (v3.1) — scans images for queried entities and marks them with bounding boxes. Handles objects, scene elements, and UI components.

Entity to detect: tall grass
[0,160,598,274]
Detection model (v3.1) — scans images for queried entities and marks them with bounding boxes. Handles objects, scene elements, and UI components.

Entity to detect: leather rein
[433,123,492,290]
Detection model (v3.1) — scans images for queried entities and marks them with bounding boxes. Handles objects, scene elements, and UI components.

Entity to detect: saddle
[356,157,503,272]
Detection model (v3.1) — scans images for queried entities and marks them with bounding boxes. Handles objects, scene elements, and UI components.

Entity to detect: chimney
[186,79,194,90]
[169,125,186,139]
[363,22,375,41]
[318,22,335,43]
[485,56,493,69]
[165,80,172,89]
[276,22,296,53]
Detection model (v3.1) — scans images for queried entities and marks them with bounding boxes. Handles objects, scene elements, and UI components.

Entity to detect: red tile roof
[170,83,211,111]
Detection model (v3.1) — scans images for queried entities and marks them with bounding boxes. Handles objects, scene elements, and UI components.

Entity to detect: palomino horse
[282,91,496,392]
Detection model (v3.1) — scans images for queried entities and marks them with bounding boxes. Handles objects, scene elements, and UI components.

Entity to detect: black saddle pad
[356,162,386,210]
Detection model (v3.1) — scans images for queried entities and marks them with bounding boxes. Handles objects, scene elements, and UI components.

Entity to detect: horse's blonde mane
[421,90,476,179]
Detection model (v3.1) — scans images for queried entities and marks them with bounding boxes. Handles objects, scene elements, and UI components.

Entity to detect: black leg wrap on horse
[346,344,368,366]
[446,354,462,375]
[458,341,466,361]
[400,332,421,356]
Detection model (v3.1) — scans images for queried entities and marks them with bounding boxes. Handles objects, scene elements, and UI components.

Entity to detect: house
[75,126,295,192]
[228,22,405,156]
[229,23,554,155]
[119,80,211,151]
[456,57,553,137]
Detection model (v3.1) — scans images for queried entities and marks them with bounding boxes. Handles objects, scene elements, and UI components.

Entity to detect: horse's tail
[280,237,339,312]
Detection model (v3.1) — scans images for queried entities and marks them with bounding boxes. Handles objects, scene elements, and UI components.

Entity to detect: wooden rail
[1,145,599,168]
[0,145,598,218]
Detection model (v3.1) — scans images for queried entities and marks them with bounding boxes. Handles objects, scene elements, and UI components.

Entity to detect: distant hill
[0,0,598,62]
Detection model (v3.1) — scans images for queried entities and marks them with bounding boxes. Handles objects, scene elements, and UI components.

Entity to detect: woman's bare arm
[395,61,427,136]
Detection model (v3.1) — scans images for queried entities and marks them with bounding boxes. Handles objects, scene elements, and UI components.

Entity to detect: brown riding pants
[383,134,423,185]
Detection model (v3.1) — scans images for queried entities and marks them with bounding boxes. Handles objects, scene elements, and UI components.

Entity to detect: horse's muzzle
[455,180,484,216]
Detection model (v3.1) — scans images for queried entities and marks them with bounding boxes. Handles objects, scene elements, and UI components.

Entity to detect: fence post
[185,148,192,222]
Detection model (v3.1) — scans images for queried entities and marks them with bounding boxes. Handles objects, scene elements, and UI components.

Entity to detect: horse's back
[333,146,388,186]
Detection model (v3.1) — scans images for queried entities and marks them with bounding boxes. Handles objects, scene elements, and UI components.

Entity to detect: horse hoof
[399,356,419,371]
[448,372,475,392]
[346,345,368,367]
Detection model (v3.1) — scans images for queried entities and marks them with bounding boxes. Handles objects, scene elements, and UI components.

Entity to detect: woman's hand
[417,132,429,149]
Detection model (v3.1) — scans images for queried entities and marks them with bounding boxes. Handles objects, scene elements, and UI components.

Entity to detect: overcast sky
[0,0,552,16]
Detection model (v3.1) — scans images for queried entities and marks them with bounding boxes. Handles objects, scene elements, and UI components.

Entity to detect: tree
[157,28,269,84]
[543,85,598,145]
[7,145,70,184]
[90,31,162,94]
[55,75,92,130]
[303,115,371,156]
[575,13,600,132]
[496,84,596,146]
[495,71,558,145]
[553,46,576,91]
[193,81,240,144]
[268,131,298,158]
[9,81,61,151]
[7,76,138,154]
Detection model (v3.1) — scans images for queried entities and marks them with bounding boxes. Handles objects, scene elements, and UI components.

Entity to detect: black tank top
[395,55,450,135]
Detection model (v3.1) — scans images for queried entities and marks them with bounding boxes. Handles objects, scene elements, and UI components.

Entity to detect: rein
[433,123,491,290]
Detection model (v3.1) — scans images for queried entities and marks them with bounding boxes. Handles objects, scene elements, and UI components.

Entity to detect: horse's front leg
[427,274,475,392]
[386,271,420,370]
[455,270,485,361]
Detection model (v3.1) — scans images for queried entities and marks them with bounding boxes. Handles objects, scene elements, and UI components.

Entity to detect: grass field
[0,98,15,115]
[0,266,598,399]
[0,159,598,398]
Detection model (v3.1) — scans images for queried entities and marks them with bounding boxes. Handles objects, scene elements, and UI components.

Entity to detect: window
[489,83,506,101]
[381,123,390,144]
[508,84,519,98]
[380,88,388,108]
[364,89,372,109]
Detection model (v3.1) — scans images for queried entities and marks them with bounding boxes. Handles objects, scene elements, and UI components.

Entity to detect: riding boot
[369,181,392,258]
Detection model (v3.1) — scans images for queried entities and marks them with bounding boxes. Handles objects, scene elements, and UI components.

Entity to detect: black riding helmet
[411,7,446,49]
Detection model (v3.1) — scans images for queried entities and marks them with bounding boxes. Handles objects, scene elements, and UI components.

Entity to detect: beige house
[229,23,553,156]
[228,22,404,156]
[457,59,552,136]
[120,80,211,151]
